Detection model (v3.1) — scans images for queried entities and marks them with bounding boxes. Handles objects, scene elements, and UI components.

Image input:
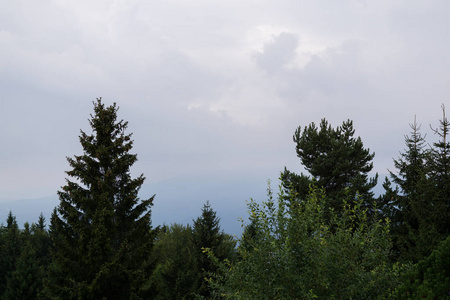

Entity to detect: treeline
[0,99,449,299]
[0,202,234,299]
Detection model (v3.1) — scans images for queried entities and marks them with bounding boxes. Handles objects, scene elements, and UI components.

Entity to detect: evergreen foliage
[385,117,428,261]
[390,117,427,199]
[150,203,236,299]
[425,105,450,242]
[192,201,236,299]
[45,98,156,299]
[282,119,378,213]
[3,239,43,299]
[30,213,52,270]
[385,107,450,262]
[0,212,21,294]
[0,212,50,299]
[390,234,450,299]
[239,215,258,254]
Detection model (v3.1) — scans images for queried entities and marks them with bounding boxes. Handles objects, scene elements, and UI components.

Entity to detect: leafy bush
[208,183,404,299]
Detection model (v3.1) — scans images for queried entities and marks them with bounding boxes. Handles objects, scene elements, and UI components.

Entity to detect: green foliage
[239,215,258,254]
[150,223,198,299]
[282,119,378,214]
[0,212,51,299]
[0,212,21,294]
[209,183,402,299]
[389,116,427,198]
[389,234,450,299]
[45,98,156,299]
[425,105,450,244]
[149,203,236,299]
[3,104,449,298]
[30,213,52,270]
[384,117,428,262]
[192,201,237,299]
[385,108,450,263]
[3,241,43,300]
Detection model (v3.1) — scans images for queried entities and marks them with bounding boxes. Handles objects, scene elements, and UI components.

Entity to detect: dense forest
[0,99,449,299]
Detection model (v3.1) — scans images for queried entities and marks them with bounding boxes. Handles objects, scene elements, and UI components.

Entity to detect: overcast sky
[1,1,450,230]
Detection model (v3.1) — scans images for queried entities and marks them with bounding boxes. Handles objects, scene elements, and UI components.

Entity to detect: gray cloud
[253,32,299,75]
[1,1,450,233]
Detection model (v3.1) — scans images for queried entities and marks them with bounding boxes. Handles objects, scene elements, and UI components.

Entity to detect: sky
[1,0,450,234]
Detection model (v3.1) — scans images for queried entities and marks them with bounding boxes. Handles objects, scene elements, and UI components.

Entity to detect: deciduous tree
[150,223,198,299]
[209,184,401,299]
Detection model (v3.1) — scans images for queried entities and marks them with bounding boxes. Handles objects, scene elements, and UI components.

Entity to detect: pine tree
[45,99,156,299]
[282,119,377,212]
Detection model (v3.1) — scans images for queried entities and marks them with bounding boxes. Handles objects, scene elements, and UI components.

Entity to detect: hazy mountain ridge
[0,172,273,236]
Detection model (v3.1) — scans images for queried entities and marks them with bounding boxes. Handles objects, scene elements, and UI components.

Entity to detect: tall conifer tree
[192,201,235,299]
[0,212,21,294]
[387,116,427,260]
[3,238,43,300]
[282,119,377,211]
[420,105,450,256]
[46,99,156,299]
[386,107,450,261]
[428,104,450,210]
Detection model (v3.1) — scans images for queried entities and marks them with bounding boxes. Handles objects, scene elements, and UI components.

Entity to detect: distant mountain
[0,195,59,228]
[0,171,276,236]
[143,171,274,236]
[0,172,386,235]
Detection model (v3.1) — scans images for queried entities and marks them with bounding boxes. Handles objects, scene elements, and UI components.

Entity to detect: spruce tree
[387,116,427,261]
[0,212,21,294]
[31,213,51,271]
[428,104,450,220]
[390,116,427,199]
[386,108,450,262]
[419,104,450,256]
[192,201,235,298]
[3,239,43,300]
[0,214,51,299]
[46,99,156,299]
